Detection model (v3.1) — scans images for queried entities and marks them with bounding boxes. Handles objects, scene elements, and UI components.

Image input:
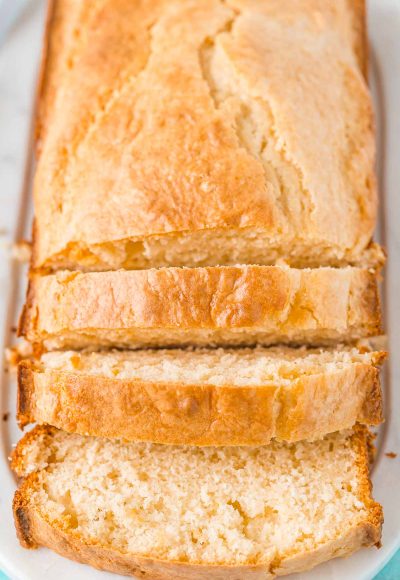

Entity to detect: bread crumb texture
[14,427,381,568]
[40,345,379,386]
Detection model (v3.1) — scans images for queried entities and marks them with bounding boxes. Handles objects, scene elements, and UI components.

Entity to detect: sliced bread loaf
[17,346,384,445]
[19,265,381,350]
[12,426,382,579]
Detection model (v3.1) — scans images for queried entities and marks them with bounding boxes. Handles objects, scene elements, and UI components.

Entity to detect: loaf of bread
[17,346,384,446]
[19,265,381,350]
[12,1,385,576]
[32,0,379,271]
[12,426,382,579]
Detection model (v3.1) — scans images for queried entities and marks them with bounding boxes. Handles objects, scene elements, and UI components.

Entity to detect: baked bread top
[17,346,384,446]
[19,265,381,350]
[33,0,376,271]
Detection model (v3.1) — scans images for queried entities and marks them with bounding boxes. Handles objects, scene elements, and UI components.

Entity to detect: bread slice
[17,346,384,446]
[12,426,382,579]
[32,0,379,272]
[19,265,381,350]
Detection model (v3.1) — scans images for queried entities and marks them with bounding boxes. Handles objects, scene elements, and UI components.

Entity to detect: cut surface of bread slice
[19,265,381,350]
[17,346,384,446]
[33,0,378,272]
[12,426,382,579]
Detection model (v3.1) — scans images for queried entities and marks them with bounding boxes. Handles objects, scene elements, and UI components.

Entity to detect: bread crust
[17,352,384,445]
[11,426,383,579]
[34,0,60,151]
[31,0,377,271]
[349,0,368,78]
[18,266,381,350]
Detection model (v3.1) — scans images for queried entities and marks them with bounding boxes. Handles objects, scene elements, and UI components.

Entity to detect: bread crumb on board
[385,452,397,459]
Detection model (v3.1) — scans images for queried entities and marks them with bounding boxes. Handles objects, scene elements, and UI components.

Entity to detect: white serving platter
[0,1,399,579]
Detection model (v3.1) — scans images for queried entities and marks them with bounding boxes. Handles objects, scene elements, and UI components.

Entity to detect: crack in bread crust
[32,0,377,271]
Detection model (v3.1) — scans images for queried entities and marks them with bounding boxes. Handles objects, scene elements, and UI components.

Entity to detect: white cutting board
[0,1,400,579]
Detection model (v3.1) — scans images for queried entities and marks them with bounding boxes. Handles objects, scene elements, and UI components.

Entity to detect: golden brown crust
[17,361,35,428]
[353,425,384,547]
[349,0,368,79]
[360,373,384,425]
[34,0,58,151]
[11,426,383,579]
[32,0,377,271]
[13,487,38,550]
[18,266,382,350]
[11,424,56,476]
[17,354,384,445]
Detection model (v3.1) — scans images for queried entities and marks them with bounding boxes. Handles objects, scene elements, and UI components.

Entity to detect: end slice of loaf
[17,346,384,446]
[33,0,379,273]
[12,426,382,579]
[19,265,381,350]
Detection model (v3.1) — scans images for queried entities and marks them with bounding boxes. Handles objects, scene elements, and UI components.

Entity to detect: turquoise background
[375,551,400,579]
[1,551,400,579]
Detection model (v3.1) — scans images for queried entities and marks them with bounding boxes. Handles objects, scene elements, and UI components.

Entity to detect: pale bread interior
[40,345,379,387]
[47,230,384,272]
[40,327,378,352]
[17,428,374,566]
